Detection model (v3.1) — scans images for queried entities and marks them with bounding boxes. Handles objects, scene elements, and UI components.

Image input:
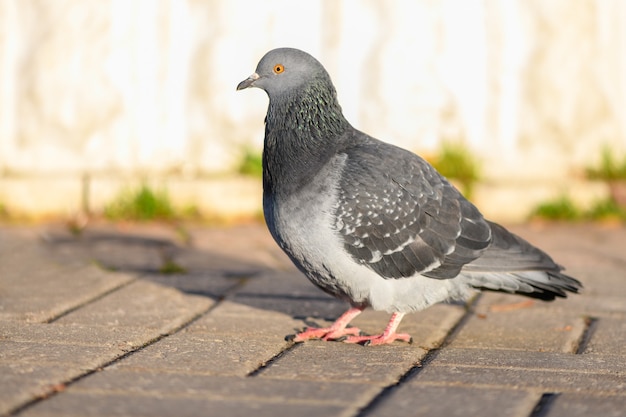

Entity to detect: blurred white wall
[0,0,625,219]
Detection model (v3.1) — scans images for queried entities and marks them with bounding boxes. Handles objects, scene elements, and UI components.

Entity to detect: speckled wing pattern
[334,136,492,280]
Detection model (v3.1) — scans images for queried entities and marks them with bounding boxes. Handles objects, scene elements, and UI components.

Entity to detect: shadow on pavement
[40,223,348,320]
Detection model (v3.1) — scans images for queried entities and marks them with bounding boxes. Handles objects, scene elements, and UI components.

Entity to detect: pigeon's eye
[273,64,285,74]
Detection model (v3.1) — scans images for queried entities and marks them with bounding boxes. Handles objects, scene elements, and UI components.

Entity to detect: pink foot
[343,332,413,346]
[286,306,365,343]
[343,312,412,346]
[291,325,362,342]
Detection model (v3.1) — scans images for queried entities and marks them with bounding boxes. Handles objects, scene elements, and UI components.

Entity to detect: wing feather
[334,135,492,279]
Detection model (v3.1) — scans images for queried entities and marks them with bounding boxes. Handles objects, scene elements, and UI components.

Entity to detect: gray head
[237,48,333,99]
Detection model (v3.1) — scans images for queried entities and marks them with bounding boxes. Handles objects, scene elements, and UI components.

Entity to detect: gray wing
[334,137,492,279]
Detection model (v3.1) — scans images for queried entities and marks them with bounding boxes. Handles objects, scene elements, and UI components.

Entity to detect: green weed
[531,195,581,221]
[587,199,626,221]
[104,183,176,221]
[159,259,187,274]
[531,196,626,222]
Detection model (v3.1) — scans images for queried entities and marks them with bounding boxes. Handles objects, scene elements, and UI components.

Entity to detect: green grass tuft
[587,199,626,221]
[531,196,581,221]
[531,196,626,222]
[159,259,187,274]
[104,183,176,221]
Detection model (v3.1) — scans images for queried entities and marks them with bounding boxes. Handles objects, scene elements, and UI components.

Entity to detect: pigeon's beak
[236,73,260,91]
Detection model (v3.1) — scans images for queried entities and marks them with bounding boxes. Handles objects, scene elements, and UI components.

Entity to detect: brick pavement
[0,222,624,417]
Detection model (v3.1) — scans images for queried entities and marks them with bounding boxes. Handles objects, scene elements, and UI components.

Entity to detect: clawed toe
[344,332,413,346]
[289,325,363,343]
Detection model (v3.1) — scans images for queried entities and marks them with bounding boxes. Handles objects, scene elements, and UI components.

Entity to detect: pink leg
[343,312,412,346]
[290,307,364,342]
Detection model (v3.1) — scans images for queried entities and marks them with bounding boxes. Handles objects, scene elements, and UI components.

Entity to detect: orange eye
[273,64,284,74]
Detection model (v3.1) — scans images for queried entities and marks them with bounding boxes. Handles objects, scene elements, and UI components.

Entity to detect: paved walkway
[0,221,625,417]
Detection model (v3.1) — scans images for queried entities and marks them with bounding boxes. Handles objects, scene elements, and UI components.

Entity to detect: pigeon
[237,48,582,346]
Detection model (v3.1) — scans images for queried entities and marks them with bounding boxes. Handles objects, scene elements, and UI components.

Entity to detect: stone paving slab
[0,364,78,416]
[1,322,153,348]
[547,394,626,417]
[1,341,122,368]
[583,316,626,355]
[53,280,213,330]
[453,293,587,353]
[113,330,287,376]
[0,229,135,323]
[68,369,374,406]
[187,299,309,338]
[18,391,350,417]
[413,360,625,393]
[258,341,429,384]
[44,368,379,417]
[1,222,625,417]
[428,347,626,374]
[364,385,538,417]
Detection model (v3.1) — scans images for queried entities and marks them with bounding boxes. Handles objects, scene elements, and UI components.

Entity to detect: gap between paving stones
[246,342,303,377]
[43,278,138,324]
[574,316,599,355]
[528,392,561,417]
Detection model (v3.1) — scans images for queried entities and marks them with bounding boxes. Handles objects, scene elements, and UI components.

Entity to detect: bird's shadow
[41,223,348,322]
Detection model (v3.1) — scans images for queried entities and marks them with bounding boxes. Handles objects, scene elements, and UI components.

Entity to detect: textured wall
[0,0,624,217]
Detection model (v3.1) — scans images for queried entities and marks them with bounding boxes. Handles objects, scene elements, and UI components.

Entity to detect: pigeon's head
[237,48,332,99]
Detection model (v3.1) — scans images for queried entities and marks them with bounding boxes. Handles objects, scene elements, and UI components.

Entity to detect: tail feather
[463,222,583,300]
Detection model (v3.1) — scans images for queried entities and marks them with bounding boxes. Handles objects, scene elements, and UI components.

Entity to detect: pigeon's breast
[263,153,370,302]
